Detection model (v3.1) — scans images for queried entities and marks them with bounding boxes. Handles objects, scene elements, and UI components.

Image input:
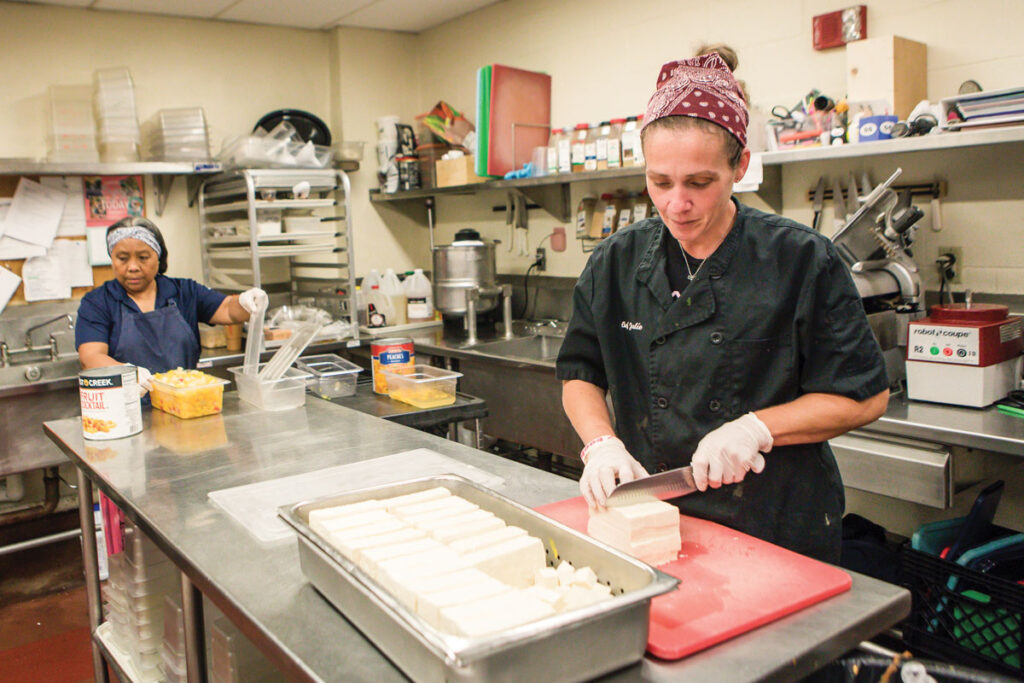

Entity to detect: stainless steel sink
[0,354,82,396]
[472,335,564,362]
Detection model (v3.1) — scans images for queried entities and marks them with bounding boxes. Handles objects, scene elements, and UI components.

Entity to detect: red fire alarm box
[813,5,867,50]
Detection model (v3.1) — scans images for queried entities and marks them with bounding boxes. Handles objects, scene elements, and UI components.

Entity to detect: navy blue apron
[111,299,199,375]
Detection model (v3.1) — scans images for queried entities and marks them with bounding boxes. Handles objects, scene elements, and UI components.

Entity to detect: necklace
[681,249,706,281]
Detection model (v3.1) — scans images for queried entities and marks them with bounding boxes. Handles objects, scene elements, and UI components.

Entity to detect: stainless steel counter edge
[44,396,910,683]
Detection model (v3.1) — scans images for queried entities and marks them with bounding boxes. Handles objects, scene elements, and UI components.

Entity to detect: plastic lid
[625,116,638,121]
[599,120,611,126]
[610,118,627,124]
[371,285,380,289]
[552,127,563,134]
[601,193,614,200]
[575,123,590,130]
[929,303,1009,323]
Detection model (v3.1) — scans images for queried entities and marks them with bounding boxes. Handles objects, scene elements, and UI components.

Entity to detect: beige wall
[1,0,1022,294]
[0,1,332,283]
[411,0,1024,293]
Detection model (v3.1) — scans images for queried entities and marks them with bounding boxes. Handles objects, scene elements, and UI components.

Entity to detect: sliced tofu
[361,538,446,573]
[311,509,395,538]
[587,500,679,545]
[392,496,478,520]
[563,582,613,611]
[416,576,512,628]
[413,508,493,531]
[463,536,545,588]
[377,547,470,596]
[439,590,556,638]
[448,526,528,554]
[572,566,598,589]
[327,521,417,557]
[555,560,576,587]
[431,516,506,545]
[388,568,489,609]
[382,487,451,511]
[525,584,564,612]
[533,566,559,591]
[345,528,430,563]
[308,499,384,527]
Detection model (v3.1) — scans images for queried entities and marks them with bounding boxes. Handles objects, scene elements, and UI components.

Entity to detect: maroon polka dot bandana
[642,54,749,148]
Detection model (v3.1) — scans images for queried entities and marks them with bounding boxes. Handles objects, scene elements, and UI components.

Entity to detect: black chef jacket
[556,201,889,563]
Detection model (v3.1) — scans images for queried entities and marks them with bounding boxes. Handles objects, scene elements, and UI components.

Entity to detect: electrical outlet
[937,246,962,284]
[535,247,546,272]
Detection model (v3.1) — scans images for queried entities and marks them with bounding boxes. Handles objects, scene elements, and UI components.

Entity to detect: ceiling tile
[332,0,500,32]
[217,0,369,30]
[92,0,238,19]
[12,0,94,7]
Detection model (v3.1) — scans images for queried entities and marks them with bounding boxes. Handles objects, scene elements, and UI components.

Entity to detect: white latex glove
[580,437,649,508]
[238,288,269,315]
[136,366,152,396]
[690,413,773,491]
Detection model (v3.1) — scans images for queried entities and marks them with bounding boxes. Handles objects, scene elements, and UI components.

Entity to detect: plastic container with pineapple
[150,368,230,419]
[381,364,462,408]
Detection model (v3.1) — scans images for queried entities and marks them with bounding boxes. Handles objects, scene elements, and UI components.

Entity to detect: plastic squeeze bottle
[405,269,434,322]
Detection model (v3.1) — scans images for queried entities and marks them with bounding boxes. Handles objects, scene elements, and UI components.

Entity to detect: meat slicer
[831,168,925,385]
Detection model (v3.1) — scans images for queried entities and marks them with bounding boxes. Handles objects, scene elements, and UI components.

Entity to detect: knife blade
[605,466,698,507]
[832,177,847,230]
[810,176,825,231]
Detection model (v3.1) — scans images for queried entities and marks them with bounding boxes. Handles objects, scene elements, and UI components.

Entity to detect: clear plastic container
[584,123,599,171]
[570,123,589,173]
[113,549,175,584]
[556,125,572,174]
[381,364,462,408]
[122,519,167,568]
[161,645,188,683]
[228,364,312,411]
[150,371,230,419]
[294,354,362,398]
[162,593,186,663]
[576,195,598,239]
[546,128,562,175]
[621,116,641,167]
[607,118,625,169]
[595,121,611,170]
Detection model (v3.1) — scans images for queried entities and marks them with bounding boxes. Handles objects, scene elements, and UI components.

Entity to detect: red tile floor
[0,511,101,682]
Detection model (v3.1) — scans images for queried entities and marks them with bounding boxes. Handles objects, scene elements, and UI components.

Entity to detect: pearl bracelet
[580,434,620,465]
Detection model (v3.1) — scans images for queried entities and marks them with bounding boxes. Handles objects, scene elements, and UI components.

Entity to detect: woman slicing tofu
[75,216,267,394]
[556,51,890,563]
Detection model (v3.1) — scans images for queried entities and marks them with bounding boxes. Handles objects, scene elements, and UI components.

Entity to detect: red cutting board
[487,64,551,176]
[535,496,852,660]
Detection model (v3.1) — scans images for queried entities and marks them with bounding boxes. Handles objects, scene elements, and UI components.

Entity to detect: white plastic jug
[363,268,381,290]
[381,268,407,325]
[405,269,434,322]
[365,285,393,328]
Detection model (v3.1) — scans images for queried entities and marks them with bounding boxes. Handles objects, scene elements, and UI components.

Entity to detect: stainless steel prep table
[45,395,908,682]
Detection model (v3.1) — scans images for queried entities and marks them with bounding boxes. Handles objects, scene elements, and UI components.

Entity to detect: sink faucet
[25,313,74,349]
[0,341,8,368]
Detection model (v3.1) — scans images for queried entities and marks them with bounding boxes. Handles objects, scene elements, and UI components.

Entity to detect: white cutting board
[208,449,504,544]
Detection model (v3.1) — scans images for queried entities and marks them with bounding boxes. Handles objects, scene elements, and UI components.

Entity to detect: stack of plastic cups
[147,107,210,161]
[376,115,400,193]
[48,85,99,162]
[94,67,141,162]
[103,519,177,681]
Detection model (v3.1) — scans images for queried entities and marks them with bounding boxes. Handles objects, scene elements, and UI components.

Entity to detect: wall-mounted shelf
[369,125,1024,223]
[0,159,359,216]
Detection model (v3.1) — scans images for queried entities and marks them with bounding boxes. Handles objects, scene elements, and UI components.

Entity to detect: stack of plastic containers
[48,85,99,162]
[94,67,141,162]
[146,107,211,161]
[161,594,187,683]
[104,519,177,682]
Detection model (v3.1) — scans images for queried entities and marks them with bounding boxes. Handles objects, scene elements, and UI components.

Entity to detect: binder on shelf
[475,64,551,178]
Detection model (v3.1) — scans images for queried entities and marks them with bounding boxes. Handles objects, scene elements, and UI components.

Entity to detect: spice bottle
[547,128,562,176]
[600,193,618,238]
[557,125,572,173]
[595,121,611,171]
[634,115,646,165]
[576,194,598,239]
[632,189,651,223]
[621,116,640,167]
[607,118,625,168]
[618,192,636,231]
[571,123,588,173]
[584,123,598,172]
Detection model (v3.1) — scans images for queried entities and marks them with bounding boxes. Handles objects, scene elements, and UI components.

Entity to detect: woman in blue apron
[75,217,267,394]
[556,54,890,563]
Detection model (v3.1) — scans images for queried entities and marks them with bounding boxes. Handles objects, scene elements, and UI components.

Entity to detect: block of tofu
[572,566,598,589]
[326,521,415,555]
[308,499,385,527]
[412,508,494,533]
[377,547,470,596]
[587,500,681,566]
[416,575,512,628]
[525,584,564,611]
[382,487,451,511]
[311,509,396,538]
[439,590,556,638]
[533,566,558,590]
[448,526,528,554]
[391,496,478,520]
[463,536,546,588]
[344,527,428,562]
[389,568,488,609]
[563,582,613,611]
[361,537,447,574]
[430,516,506,545]
[555,560,576,587]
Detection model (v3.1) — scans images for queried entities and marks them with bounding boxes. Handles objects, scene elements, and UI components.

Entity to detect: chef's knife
[810,176,825,231]
[605,466,698,507]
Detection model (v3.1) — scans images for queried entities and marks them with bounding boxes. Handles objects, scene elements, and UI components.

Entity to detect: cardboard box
[435,156,487,187]
[846,35,927,120]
